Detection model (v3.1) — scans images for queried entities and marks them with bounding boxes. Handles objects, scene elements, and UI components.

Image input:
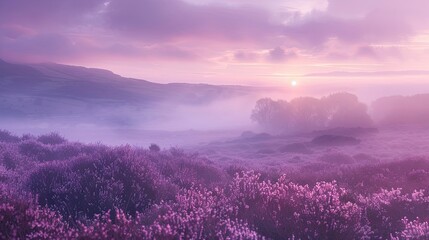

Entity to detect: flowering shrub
[0,144,27,170]
[395,217,429,239]
[26,146,177,221]
[0,130,20,143]
[37,132,67,145]
[73,209,148,239]
[147,148,226,188]
[149,143,161,152]
[19,140,56,162]
[359,188,429,238]
[0,184,74,239]
[1,129,429,239]
[229,172,369,239]
[142,187,262,239]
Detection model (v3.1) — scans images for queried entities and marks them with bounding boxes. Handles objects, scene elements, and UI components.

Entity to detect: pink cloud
[104,0,278,43]
[233,51,259,62]
[284,0,429,48]
[2,0,427,60]
[267,47,297,63]
[0,0,429,84]
[0,0,103,28]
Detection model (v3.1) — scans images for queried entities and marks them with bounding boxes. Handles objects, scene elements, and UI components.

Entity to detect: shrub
[26,147,177,221]
[144,187,262,239]
[0,130,20,143]
[149,143,160,152]
[0,144,27,170]
[37,132,67,145]
[229,171,369,239]
[0,184,74,239]
[395,217,429,239]
[53,142,85,160]
[148,148,227,188]
[359,188,429,239]
[74,209,148,239]
[19,140,55,162]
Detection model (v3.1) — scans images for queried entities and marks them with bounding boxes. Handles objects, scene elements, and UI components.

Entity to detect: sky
[1,0,429,90]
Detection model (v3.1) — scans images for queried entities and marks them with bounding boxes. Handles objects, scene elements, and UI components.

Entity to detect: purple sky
[1,0,429,88]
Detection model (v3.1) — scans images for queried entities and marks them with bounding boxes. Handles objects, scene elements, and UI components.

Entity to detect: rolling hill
[0,59,263,122]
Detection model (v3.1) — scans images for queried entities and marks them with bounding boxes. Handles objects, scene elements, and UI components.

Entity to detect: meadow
[1,129,429,239]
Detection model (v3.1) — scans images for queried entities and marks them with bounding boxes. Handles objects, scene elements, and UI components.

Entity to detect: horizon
[2,57,428,103]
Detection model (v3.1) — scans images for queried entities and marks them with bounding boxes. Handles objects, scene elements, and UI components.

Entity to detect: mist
[0,91,268,146]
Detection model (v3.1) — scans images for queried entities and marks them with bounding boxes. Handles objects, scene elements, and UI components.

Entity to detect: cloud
[283,0,429,47]
[141,45,198,61]
[284,14,412,47]
[104,0,279,43]
[233,51,257,62]
[0,33,80,62]
[306,70,429,78]
[0,0,104,28]
[0,0,282,63]
[0,30,198,63]
[355,46,379,60]
[0,0,429,71]
[267,47,297,62]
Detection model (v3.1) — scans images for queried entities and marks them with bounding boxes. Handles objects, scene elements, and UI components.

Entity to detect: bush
[74,209,148,239]
[0,130,20,143]
[360,189,429,239]
[26,147,177,221]
[229,172,369,239]
[0,184,74,239]
[19,140,55,162]
[149,143,160,152]
[148,148,227,188]
[37,132,67,145]
[144,187,261,239]
[0,144,27,170]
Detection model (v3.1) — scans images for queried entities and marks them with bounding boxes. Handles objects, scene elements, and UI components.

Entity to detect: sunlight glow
[291,80,298,87]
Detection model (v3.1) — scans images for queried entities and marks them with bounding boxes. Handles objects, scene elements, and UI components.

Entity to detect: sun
[291,80,298,87]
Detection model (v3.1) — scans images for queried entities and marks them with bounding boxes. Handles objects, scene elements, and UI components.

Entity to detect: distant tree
[290,97,327,131]
[322,93,373,128]
[251,98,292,132]
[251,93,373,133]
[372,94,429,126]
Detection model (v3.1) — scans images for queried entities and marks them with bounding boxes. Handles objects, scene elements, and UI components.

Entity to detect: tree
[290,97,327,131]
[322,93,373,128]
[372,94,429,126]
[251,98,292,132]
[251,93,373,133]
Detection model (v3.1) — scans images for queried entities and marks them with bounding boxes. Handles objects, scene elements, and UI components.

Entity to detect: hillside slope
[0,59,261,121]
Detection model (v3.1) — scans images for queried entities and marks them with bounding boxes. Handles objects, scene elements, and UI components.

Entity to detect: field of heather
[194,126,429,170]
[2,129,429,239]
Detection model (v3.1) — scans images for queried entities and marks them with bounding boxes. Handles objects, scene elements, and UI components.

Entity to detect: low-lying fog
[0,95,261,147]
[2,91,429,172]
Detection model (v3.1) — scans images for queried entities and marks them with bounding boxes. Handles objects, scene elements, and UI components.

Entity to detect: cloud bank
[1,0,429,84]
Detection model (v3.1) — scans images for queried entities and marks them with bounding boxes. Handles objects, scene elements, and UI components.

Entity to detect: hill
[0,59,263,125]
